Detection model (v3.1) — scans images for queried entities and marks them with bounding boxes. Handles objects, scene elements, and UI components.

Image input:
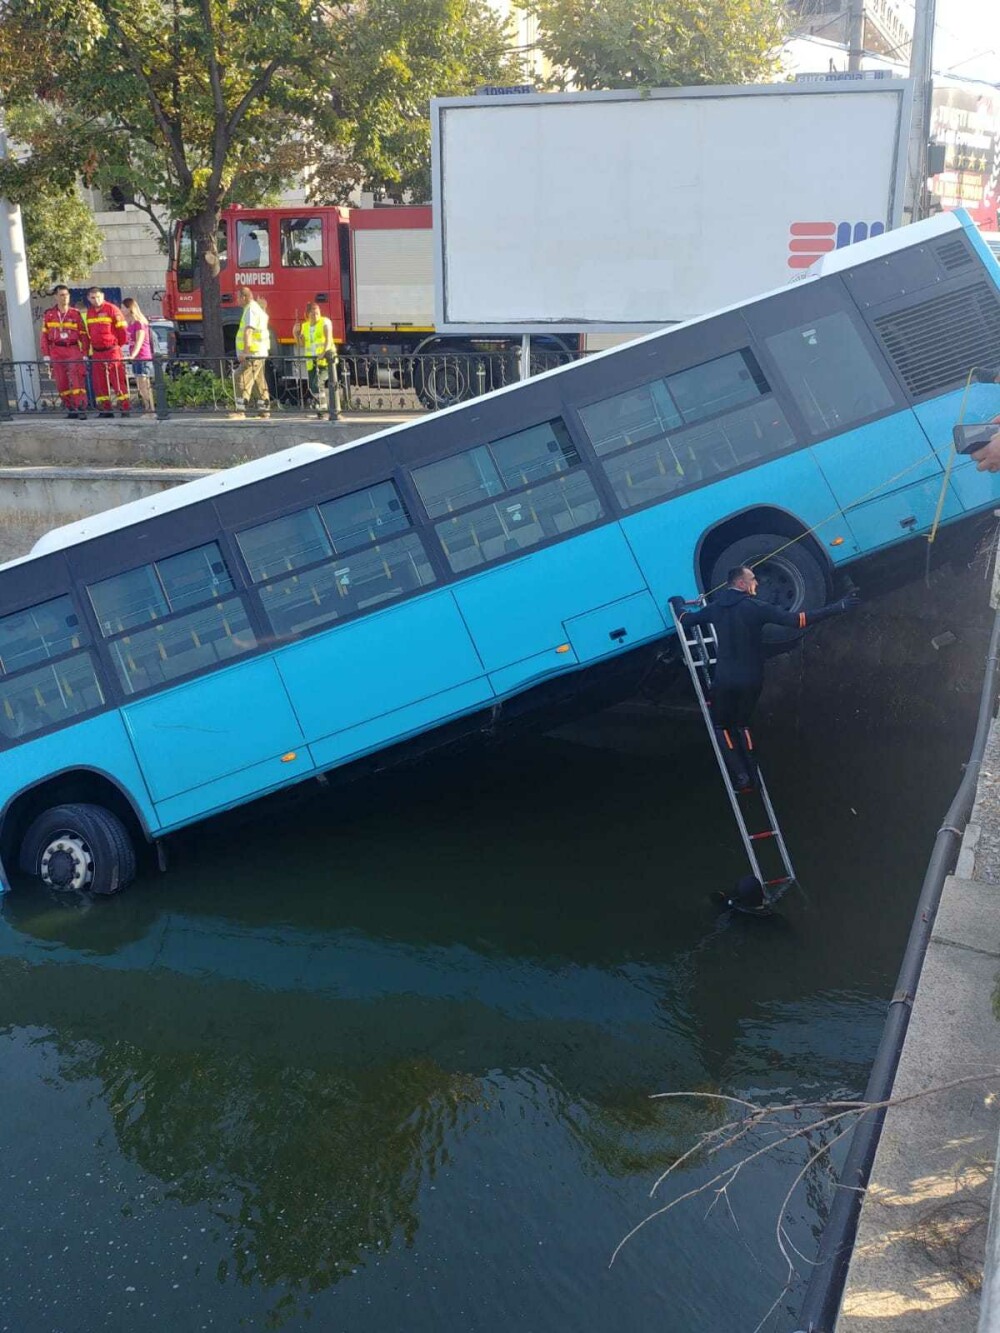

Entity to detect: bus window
[0,595,105,741]
[238,481,437,638]
[578,382,682,457]
[764,312,894,434]
[666,350,768,425]
[412,420,601,573]
[236,220,270,268]
[579,366,796,512]
[411,421,580,518]
[280,217,323,268]
[319,481,410,552]
[237,508,332,583]
[176,223,195,293]
[433,472,603,574]
[88,543,255,696]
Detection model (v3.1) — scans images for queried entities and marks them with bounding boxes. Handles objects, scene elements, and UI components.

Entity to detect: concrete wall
[0,466,208,563]
[0,414,410,470]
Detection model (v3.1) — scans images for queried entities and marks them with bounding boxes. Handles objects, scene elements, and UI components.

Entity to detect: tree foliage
[0,0,520,355]
[16,190,106,295]
[520,0,787,90]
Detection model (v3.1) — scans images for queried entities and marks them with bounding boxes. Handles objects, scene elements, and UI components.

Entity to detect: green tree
[0,0,520,359]
[1,189,105,294]
[520,0,787,90]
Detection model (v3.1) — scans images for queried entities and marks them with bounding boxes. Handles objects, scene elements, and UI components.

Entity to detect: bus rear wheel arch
[19,803,137,896]
[700,516,833,644]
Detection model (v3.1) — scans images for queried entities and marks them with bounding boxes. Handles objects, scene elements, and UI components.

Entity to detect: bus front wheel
[19,803,137,896]
[708,532,828,643]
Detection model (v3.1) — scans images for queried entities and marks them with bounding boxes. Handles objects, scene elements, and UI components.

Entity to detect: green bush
[165,364,236,409]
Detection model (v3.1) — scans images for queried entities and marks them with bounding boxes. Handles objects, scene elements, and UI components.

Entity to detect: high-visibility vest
[236,301,267,356]
[302,316,333,370]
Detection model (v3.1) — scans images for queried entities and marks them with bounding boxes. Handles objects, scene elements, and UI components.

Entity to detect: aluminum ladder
[670,603,796,897]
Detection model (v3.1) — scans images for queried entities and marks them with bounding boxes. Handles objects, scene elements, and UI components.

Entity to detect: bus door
[748,283,960,552]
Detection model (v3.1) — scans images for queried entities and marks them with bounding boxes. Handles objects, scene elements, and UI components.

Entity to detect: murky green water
[0,558,991,1332]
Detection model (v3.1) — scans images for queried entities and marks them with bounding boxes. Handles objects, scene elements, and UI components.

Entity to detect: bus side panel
[274,590,489,744]
[451,526,649,672]
[618,453,856,603]
[308,679,493,772]
[913,386,1000,513]
[808,412,942,517]
[122,657,305,804]
[1,712,158,831]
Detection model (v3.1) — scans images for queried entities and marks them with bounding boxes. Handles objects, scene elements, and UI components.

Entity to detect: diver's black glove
[839,589,861,612]
[973,366,1000,384]
[668,595,687,616]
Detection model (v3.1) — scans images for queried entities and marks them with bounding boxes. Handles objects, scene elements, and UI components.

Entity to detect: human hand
[973,365,1000,384]
[668,595,687,615]
[839,589,861,612]
[972,417,1000,473]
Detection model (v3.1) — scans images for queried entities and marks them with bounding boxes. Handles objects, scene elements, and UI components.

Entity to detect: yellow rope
[700,370,987,599]
[927,368,974,549]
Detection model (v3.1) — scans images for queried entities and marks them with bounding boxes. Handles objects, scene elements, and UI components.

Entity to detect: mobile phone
[953,423,999,455]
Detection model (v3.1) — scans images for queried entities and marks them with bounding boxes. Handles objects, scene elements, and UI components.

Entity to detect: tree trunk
[192,204,224,363]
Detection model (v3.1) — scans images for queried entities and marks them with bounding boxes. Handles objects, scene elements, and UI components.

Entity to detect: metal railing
[0,348,582,423]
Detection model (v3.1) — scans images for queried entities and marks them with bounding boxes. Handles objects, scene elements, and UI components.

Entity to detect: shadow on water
[0,538,994,1332]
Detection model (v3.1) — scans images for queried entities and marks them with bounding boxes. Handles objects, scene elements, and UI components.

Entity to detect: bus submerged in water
[1,209,998,895]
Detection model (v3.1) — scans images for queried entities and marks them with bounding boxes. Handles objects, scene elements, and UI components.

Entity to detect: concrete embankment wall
[837,677,1000,1328]
[0,416,411,562]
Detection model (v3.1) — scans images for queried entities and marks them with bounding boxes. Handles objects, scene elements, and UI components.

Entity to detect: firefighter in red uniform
[40,285,88,419]
[83,287,130,416]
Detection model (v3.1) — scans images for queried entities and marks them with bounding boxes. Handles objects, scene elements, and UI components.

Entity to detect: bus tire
[708,532,829,644]
[19,803,137,896]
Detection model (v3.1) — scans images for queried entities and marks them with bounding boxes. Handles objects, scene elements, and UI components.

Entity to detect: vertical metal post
[519,333,531,381]
[847,0,865,72]
[0,360,12,421]
[0,122,39,411]
[327,354,340,421]
[152,356,170,420]
[904,0,938,223]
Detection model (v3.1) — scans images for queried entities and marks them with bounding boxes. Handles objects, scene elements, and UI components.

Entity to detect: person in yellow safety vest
[234,286,270,417]
[300,301,336,419]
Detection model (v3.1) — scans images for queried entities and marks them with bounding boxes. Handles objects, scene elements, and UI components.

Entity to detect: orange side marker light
[830,536,845,546]
[555,644,571,654]
[281,752,298,763]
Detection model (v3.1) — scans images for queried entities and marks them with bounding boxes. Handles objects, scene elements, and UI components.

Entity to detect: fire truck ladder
[670,604,796,896]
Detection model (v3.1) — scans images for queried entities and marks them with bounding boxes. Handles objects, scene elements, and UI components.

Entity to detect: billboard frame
[430,80,913,335]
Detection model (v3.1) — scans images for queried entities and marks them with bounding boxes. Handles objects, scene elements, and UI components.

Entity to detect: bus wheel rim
[755,554,806,610]
[40,834,94,891]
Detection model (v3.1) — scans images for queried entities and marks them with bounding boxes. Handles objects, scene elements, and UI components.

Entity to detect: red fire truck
[162,204,574,405]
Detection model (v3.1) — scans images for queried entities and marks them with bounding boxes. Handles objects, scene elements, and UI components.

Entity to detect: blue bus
[1,209,998,895]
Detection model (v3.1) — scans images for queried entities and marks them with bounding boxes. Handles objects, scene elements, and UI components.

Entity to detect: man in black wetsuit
[669,565,858,789]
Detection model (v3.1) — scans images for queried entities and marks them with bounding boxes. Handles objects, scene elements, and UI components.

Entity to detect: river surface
[0,550,993,1332]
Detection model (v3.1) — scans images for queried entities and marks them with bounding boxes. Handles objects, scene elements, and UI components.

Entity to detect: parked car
[148,318,176,358]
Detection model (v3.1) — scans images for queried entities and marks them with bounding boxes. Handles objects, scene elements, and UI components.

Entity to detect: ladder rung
[750,830,777,840]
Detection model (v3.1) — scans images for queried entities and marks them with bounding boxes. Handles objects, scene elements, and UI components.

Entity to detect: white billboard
[431,83,912,333]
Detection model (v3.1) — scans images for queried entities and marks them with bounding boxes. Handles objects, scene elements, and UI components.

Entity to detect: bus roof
[21,443,336,564]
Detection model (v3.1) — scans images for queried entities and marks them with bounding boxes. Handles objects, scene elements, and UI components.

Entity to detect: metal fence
[0,349,582,423]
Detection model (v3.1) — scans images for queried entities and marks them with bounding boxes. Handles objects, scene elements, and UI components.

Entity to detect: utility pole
[847,0,865,73]
[904,0,938,224]
[0,117,39,409]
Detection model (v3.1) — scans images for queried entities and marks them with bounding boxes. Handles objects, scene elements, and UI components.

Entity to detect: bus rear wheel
[20,803,137,896]
[708,531,829,643]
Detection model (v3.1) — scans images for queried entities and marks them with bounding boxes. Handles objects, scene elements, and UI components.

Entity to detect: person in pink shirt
[123,297,154,413]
